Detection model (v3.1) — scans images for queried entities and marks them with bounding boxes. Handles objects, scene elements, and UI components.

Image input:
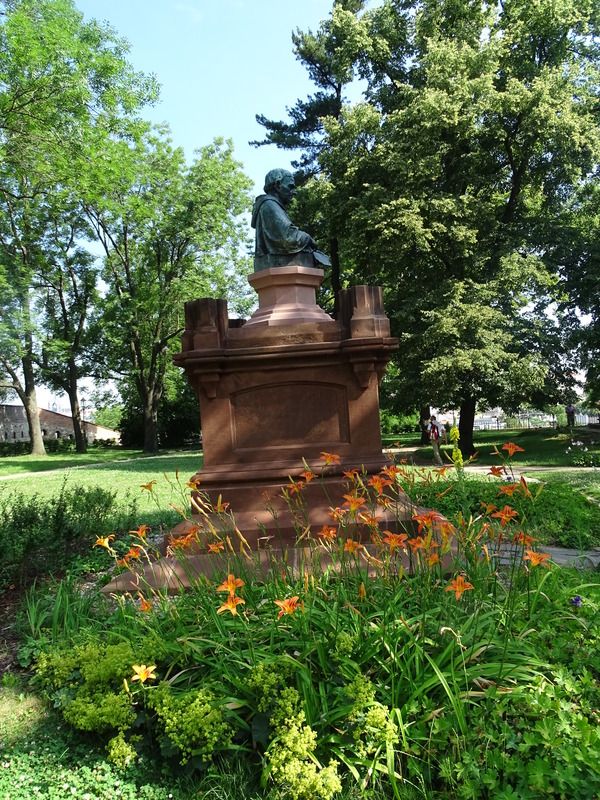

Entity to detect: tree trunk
[458,396,477,458]
[66,362,87,453]
[420,404,431,445]
[22,354,46,455]
[142,389,160,454]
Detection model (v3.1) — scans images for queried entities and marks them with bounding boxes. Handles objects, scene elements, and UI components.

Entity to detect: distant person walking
[565,403,576,428]
[427,415,447,466]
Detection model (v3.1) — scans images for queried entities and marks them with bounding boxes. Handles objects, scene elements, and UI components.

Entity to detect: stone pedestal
[170,264,403,543]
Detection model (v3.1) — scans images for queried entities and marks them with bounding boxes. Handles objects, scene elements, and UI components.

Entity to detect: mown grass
[0,451,204,507]
[409,427,600,467]
[0,447,148,477]
[533,469,600,504]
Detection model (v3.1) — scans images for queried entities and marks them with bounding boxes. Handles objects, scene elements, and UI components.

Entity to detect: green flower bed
[400,474,600,549]
[15,452,600,799]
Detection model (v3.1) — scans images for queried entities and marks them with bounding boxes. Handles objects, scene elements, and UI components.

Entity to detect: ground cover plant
[14,444,600,799]
[0,681,201,800]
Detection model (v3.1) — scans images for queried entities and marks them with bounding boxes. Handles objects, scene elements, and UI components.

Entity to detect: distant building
[0,405,120,443]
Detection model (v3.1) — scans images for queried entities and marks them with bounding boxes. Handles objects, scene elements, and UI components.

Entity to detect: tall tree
[34,199,100,453]
[0,183,47,453]
[0,0,156,453]
[275,0,599,454]
[84,133,251,453]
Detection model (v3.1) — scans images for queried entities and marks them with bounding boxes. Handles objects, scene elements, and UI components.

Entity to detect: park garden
[1,0,600,798]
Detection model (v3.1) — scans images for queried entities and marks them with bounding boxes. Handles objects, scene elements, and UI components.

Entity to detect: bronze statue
[251,168,330,271]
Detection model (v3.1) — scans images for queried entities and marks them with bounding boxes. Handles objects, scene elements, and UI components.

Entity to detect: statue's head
[264,168,295,207]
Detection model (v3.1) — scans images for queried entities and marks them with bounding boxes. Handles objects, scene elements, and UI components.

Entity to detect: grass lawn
[410,426,600,466]
[532,469,600,504]
[0,447,148,477]
[0,451,204,508]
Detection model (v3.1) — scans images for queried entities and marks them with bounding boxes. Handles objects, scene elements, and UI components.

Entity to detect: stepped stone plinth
[170,263,404,542]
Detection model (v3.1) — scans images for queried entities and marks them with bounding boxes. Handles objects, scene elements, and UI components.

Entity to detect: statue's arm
[260,201,315,254]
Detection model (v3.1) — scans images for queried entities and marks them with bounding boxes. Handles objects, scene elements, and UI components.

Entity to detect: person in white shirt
[427,415,447,466]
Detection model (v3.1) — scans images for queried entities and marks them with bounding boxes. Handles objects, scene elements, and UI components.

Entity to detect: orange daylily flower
[208,541,225,553]
[300,470,316,483]
[357,511,380,528]
[186,477,202,490]
[140,481,157,492]
[168,531,198,551]
[343,468,360,480]
[427,552,440,567]
[480,502,498,515]
[498,483,520,496]
[368,475,392,495]
[513,531,536,547]
[381,464,400,479]
[274,596,303,618]
[217,595,246,615]
[437,519,456,539]
[117,546,142,567]
[408,536,426,553]
[344,538,363,554]
[382,532,408,552]
[318,525,337,540]
[216,573,245,596]
[130,524,150,539]
[320,451,341,465]
[445,575,474,600]
[131,664,157,683]
[94,534,115,550]
[524,550,551,568]
[285,480,305,495]
[488,466,505,478]
[137,593,153,613]
[434,466,452,477]
[343,494,368,512]
[491,505,519,527]
[502,442,525,457]
[412,510,444,533]
[329,506,346,523]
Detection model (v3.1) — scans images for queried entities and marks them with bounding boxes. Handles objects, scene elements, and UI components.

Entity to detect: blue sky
[76,0,336,193]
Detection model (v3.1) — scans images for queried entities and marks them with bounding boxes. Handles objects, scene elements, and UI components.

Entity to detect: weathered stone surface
[171,262,401,545]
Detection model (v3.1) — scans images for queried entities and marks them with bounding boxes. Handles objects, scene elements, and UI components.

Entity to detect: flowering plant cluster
[29,442,600,800]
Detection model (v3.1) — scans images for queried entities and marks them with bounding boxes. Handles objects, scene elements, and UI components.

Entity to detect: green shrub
[0,483,138,589]
[148,684,233,764]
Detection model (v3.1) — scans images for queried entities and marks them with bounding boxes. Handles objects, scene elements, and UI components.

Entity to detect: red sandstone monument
[103,169,407,592]
[174,265,399,543]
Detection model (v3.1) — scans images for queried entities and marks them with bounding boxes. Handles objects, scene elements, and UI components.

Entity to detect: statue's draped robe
[251,194,313,257]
